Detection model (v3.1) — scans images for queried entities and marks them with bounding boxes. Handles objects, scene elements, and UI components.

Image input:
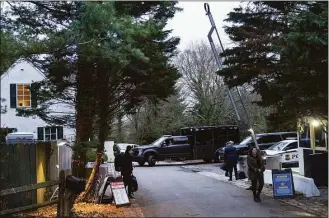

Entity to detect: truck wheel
[148,155,156,167]
[138,161,145,166]
[203,158,212,163]
[214,152,220,163]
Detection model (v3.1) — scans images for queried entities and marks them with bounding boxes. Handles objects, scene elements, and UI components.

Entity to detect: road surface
[133,164,315,217]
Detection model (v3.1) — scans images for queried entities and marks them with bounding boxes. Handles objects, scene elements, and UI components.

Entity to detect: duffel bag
[131,175,138,192]
[220,163,228,171]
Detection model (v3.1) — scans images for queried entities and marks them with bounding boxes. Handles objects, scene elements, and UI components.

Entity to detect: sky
[166,1,242,52]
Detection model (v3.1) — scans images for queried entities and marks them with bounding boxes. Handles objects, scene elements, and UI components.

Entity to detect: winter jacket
[224,146,238,163]
[121,152,133,176]
[247,154,265,180]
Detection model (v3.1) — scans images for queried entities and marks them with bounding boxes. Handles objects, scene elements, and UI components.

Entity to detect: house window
[17,84,31,107]
[45,127,57,141]
[37,126,64,141]
[10,83,37,108]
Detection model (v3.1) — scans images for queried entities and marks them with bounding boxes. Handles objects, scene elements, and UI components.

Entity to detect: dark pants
[251,174,264,196]
[227,162,238,180]
[122,174,133,196]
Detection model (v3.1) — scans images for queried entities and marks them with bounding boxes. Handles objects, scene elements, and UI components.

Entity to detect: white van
[6,132,35,144]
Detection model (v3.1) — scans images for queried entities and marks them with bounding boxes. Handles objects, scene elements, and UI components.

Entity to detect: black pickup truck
[132,125,240,166]
[132,135,192,166]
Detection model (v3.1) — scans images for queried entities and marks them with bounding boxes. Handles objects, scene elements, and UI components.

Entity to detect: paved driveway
[133,165,315,217]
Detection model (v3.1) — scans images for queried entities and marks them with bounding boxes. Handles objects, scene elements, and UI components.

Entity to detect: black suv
[215,132,297,162]
[132,135,192,166]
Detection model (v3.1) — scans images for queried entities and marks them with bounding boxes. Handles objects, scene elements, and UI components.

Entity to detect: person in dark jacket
[246,148,262,190]
[224,141,238,181]
[224,142,231,177]
[121,145,134,198]
[247,147,265,202]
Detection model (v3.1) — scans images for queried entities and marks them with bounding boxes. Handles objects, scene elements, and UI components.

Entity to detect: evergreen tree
[0,24,25,113]
[2,1,181,199]
[0,30,23,74]
[218,1,327,129]
[1,1,180,135]
[129,89,188,144]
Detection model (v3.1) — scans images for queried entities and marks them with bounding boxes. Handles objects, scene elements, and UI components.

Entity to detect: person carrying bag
[121,146,134,199]
[224,141,238,181]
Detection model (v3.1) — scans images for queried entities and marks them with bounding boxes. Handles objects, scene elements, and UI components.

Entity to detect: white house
[0,59,75,141]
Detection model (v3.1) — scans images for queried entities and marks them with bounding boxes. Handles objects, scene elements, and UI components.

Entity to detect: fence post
[63,189,76,217]
[57,170,65,217]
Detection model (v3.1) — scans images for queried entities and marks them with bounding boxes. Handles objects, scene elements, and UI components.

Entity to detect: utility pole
[204,3,258,148]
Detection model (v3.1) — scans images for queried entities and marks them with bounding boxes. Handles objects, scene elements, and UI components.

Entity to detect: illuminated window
[17,84,31,107]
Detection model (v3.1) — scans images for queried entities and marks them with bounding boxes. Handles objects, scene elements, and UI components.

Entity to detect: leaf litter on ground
[14,202,143,217]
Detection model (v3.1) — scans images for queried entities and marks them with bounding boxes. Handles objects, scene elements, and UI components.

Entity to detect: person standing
[247,147,265,202]
[224,141,238,181]
[121,145,134,199]
[246,148,261,190]
[224,142,230,177]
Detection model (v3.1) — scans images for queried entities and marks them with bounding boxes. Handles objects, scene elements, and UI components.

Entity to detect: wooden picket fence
[0,170,70,216]
[0,142,53,211]
[0,180,59,216]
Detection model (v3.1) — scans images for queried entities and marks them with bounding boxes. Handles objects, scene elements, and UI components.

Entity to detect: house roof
[0,58,46,80]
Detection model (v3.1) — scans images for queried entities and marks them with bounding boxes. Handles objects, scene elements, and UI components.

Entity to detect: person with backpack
[223,141,232,177]
[224,141,239,181]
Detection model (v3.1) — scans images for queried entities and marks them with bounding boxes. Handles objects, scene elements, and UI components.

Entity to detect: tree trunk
[132,108,140,144]
[73,58,94,178]
[117,113,123,142]
[76,152,102,202]
[78,65,110,202]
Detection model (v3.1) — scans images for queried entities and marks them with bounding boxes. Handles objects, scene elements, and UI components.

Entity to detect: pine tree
[2,1,181,200]
[218,1,327,129]
[0,28,25,114]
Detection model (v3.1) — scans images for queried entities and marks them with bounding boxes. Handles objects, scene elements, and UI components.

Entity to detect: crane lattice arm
[204,3,258,148]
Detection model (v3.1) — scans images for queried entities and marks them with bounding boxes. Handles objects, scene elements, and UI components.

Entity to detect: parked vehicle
[132,135,191,166]
[180,125,240,162]
[264,139,301,168]
[216,132,297,162]
[132,125,240,166]
[5,132,35,144]
[264,140,298,155]
[113,143,138,156]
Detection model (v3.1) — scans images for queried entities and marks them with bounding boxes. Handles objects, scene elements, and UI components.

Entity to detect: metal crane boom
[204,3,258,148]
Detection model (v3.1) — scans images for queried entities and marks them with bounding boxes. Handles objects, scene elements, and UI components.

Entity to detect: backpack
[131,175,138,192]
[114,153,124,172]
[238,171,246,180]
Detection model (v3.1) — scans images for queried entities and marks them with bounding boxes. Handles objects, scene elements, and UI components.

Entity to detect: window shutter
[10,84,17,108]
[31,83,39,108]
[37,127,44,141]
[57,126,64,139]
